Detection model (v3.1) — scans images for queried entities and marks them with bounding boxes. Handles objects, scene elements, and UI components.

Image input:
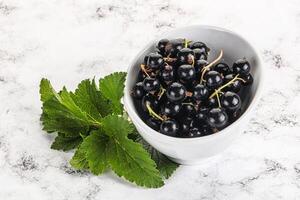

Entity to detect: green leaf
[99,72,126,114]
[101,114,134,138]
[40,78,58,102]
[71,79,112,119]
[70,144,89,170]
[136,136,179,179]
[51,133,82,151]
[108,136,164,188]
[101,114,163,188]
[81,130,110,175]
[39,79,101,137]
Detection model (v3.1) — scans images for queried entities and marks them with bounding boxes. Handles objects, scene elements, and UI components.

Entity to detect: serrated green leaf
[51,133,82,151]
[39,79,101,137]
[71,79,112,120]
[108,136,164,188]
[101,115,134,138]
[70,144,89,170]
[81,130,110,175]
[99,72,126,114]
[136,136,179,179]
[40,78,58,102]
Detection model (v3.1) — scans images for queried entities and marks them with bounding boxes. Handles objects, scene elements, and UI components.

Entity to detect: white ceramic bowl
[124,25,263,165]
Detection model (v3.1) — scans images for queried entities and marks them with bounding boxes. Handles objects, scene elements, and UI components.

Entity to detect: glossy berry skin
[205,71,223,89]
[132,82,145,99]
[160,67,174,83]
[166,82,186,102]
[207,97,219,107]
[241,74,253,86]
[160,119,179,136]
[161,102,181,117]
[193,48,207,60]
[221,91,241,112]
[181,103,196,117]
[206,108,228,129]
[195,107,209,122]
[144,53,164,70]
[195,59,208,75]
[224,74,242,92]
[177,64,196,82]
[179,117,193,135]
[137,70,147,82]
[199,124,213,136]
[165,39,184,57]
[177,48,194,64]
[157,39,169,55]
[232,59,251,76]
[142,93,159,112]
[146,117,161,131]
[186,127,203,138]
[188,41,209,55]
[142,77,160,92]
[215,63,230,75]
[193,84,209,101]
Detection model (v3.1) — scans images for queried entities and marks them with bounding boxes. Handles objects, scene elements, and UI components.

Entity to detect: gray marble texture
[0,0,300,199]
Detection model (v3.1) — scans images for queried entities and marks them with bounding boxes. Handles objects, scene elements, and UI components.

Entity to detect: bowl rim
[124,25,264,143]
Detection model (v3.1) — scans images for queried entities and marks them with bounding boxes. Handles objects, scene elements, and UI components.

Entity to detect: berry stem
[209,74,244,99]
[140,64,150,77]
[184,38,188,48]
[215,90,221,108]
[200,49,223,84]
[157,86,166,100]
[236,77,247,83]
[146,103,164,121]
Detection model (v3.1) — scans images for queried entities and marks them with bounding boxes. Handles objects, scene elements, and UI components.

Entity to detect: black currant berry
[166,82,186,102]
[195,59,208,75]
[232,59,251,76]
[157,39,169,55]
[160,67,175,83]
[198,124,213,136]
[132,82,145,99]
[193,84,209,101]
[160,119,179,136]
[193,48,207,60]
[146,117,161,131]
[165,39,184,57]
[221,91,241,112]
[144,53,164,70]
[142,77,160,92]
[224,74,242,92]
[161,101,182,117]
[142,93,159,112]
[181,103,196,117]
[179,117,193,135]
[188,41,209,55]
[207,97,219,107]
[195,107,209,122]
[241,74,253,86]
[205,70,223,89]
[206,108,228,129]
[186,127,203,138]
[177,48,194,64]
[214,63,230,75]
[177,64,196,82]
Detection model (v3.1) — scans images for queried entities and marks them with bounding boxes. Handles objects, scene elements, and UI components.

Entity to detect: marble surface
[0,0,300,199]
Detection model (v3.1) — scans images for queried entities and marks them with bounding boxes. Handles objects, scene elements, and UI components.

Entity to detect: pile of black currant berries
[131,38,253,138]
